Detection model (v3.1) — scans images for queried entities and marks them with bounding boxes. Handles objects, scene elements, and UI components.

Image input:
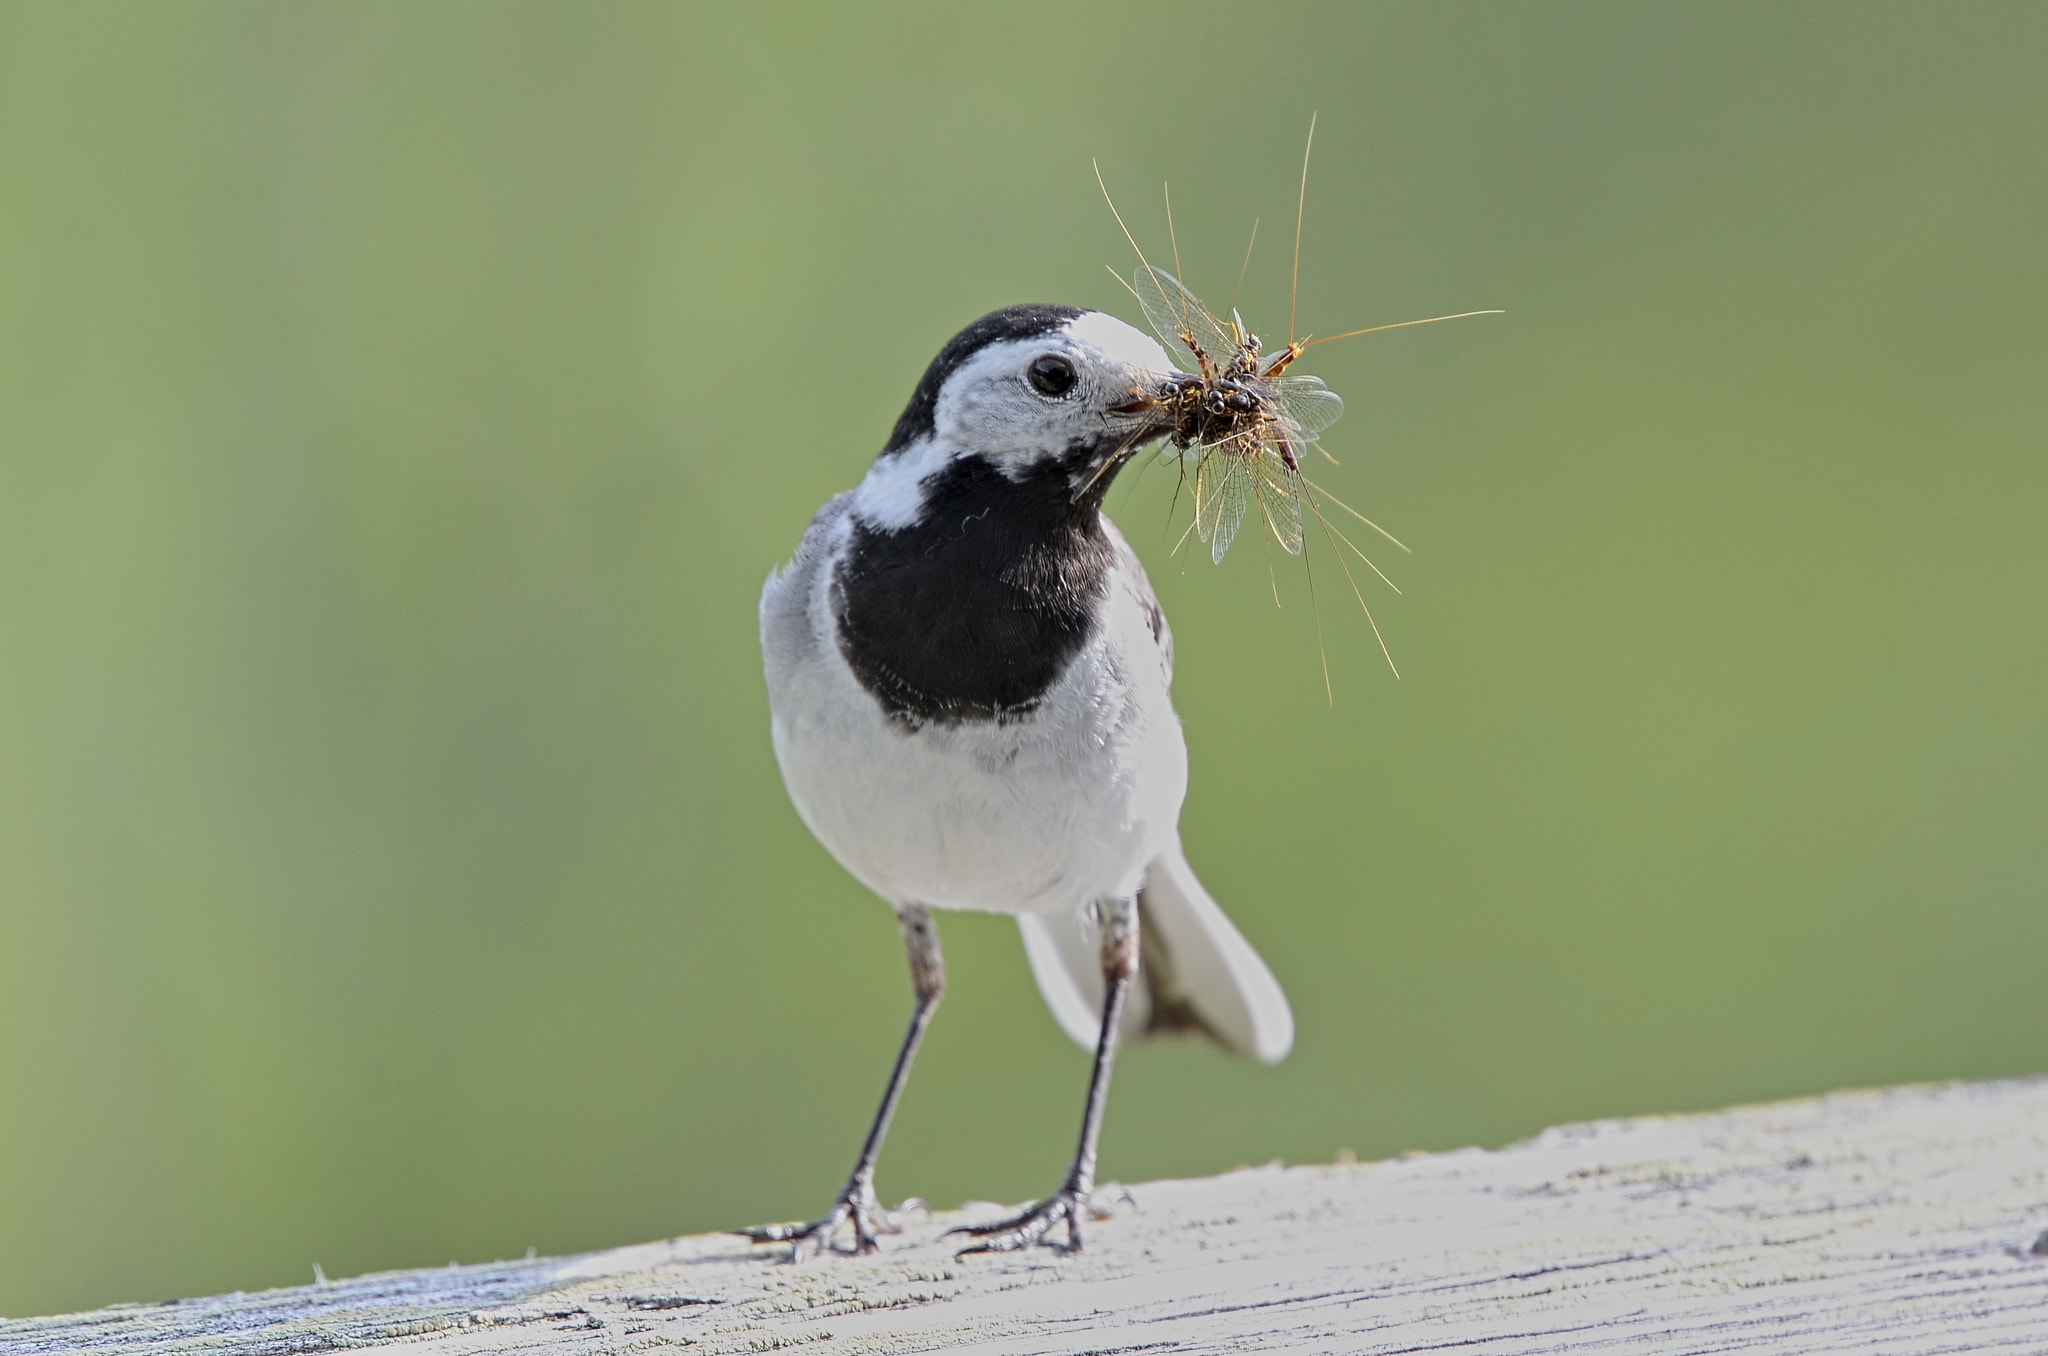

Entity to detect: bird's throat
[833,456,1117,730]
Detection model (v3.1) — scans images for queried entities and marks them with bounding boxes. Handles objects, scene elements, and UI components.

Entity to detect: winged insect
[1135,263,1342,564]
[1095,118,1499,686]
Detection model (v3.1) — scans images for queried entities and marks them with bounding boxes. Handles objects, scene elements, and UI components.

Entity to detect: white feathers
[848,434,949,530]
[765,305,1292,1071]
[1065,308,1174,381]
[848,312,1182,529]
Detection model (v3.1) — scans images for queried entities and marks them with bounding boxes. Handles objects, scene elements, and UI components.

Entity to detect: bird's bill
[1109,369,1197,429]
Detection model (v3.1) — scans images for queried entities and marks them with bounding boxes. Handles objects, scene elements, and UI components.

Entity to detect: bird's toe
[948,1186,1087,1255]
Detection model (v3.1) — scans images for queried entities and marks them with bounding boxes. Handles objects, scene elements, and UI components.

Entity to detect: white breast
[760,501,1186,918]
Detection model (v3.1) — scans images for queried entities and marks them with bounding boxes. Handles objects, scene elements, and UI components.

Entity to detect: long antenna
[1230,217,1260,315]
[1163,182,1197,337]
[1165,183,1185,285]
[1290,112,1316,345]
[1299,309,1505,350]
[1094,160,1159,282]
[1307,485,1400,680]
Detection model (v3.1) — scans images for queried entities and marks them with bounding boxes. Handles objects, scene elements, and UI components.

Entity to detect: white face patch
[932,317,1181,477]
[850,433,951,530]
[1066,310,1177,383]
[848,310,1187,527]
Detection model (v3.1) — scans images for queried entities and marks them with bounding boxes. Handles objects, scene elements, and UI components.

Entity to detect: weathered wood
[9,1078,2047,1354]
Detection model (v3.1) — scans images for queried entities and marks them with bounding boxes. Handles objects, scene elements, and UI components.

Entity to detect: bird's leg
[951,895,1138,1255]
[738,905,943,1260]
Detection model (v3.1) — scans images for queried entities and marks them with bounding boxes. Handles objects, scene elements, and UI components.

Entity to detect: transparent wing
[1251,441,1305,555]
[1269,374,1345,439]
[1134,266,1240,375]
[1194,445,1254,564]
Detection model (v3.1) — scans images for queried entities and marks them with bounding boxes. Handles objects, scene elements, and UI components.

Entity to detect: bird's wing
[760,492,851,675]
[1102,515,1173,681]
[1018,845,1293,1063]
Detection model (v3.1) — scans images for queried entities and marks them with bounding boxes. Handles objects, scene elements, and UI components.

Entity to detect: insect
[1133,262,1344,565]
[1096,119,1500,682]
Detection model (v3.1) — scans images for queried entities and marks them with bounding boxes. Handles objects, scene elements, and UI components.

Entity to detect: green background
[3,1,2044,1319]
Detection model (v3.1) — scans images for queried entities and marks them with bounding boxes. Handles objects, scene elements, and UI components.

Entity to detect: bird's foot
[737,1182,925,1262]
[946,1178,1132,1255]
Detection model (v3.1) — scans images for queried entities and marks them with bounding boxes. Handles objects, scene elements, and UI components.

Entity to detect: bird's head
[850,305,1183,530]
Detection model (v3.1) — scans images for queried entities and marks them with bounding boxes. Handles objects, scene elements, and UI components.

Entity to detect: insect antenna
[1298,513,1336,704]
[1095,161,1168,298]
[1162,182,1212,346]
[1230,217,1260,316]
[1299,474,1413,553]
[1098,161,1212,361]
[1297,309,1506,352]
[1259,525,1285,609]
[1161,453,1193,551]
[1110,453,1150,515]
[1169,502,1203,561]
[1077,423,1155,501]
[1103,264,1147,308]
[1165,183,1186,288]
[1161,442,1207,562]
[1307,501,1403,595]
[1303,481,1400,678]
[1290,112,1316,348]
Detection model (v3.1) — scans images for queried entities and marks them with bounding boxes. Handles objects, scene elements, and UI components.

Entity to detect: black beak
[1110,371,1195,439]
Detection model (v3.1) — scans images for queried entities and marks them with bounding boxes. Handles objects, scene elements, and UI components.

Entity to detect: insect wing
[1133,266,1240,373]
[1251,441,1305,555]
[1270,374,1345,440]
[1193,444,1255,564]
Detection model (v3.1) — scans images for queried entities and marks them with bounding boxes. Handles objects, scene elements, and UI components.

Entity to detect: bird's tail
[1017,845,1294,1063]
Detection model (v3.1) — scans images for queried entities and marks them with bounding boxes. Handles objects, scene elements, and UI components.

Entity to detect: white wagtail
[747,303,1292,1259]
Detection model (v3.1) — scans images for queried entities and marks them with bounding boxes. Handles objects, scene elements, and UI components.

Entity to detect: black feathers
[832,456,1115,729]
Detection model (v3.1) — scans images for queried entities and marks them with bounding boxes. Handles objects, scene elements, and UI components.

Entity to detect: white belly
[766,559,1185,918]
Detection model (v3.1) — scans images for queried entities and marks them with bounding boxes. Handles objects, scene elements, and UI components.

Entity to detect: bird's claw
[946,1181,1131,1255]
[737,1185,926,1261]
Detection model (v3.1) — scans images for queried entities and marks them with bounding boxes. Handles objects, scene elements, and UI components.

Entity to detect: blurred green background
[2,0,2044,1319]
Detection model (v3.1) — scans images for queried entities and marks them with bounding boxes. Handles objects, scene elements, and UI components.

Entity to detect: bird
[748,302,1293,1260]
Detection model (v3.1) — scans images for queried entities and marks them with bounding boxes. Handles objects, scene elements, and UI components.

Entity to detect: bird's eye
[1027,354,1077,397]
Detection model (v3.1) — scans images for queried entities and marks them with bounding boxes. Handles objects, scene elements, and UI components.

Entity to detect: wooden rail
[7,1078,2046,1354]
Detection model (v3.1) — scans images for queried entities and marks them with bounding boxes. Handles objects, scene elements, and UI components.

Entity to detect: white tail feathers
[1017,846,1294,1064]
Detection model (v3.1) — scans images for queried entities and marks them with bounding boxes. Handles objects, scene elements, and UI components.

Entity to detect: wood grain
[8,1078,2046,1354]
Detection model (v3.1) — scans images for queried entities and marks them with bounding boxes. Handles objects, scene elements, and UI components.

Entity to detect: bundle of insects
[1097,118,1499,685]
[1135,262,1344,566]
